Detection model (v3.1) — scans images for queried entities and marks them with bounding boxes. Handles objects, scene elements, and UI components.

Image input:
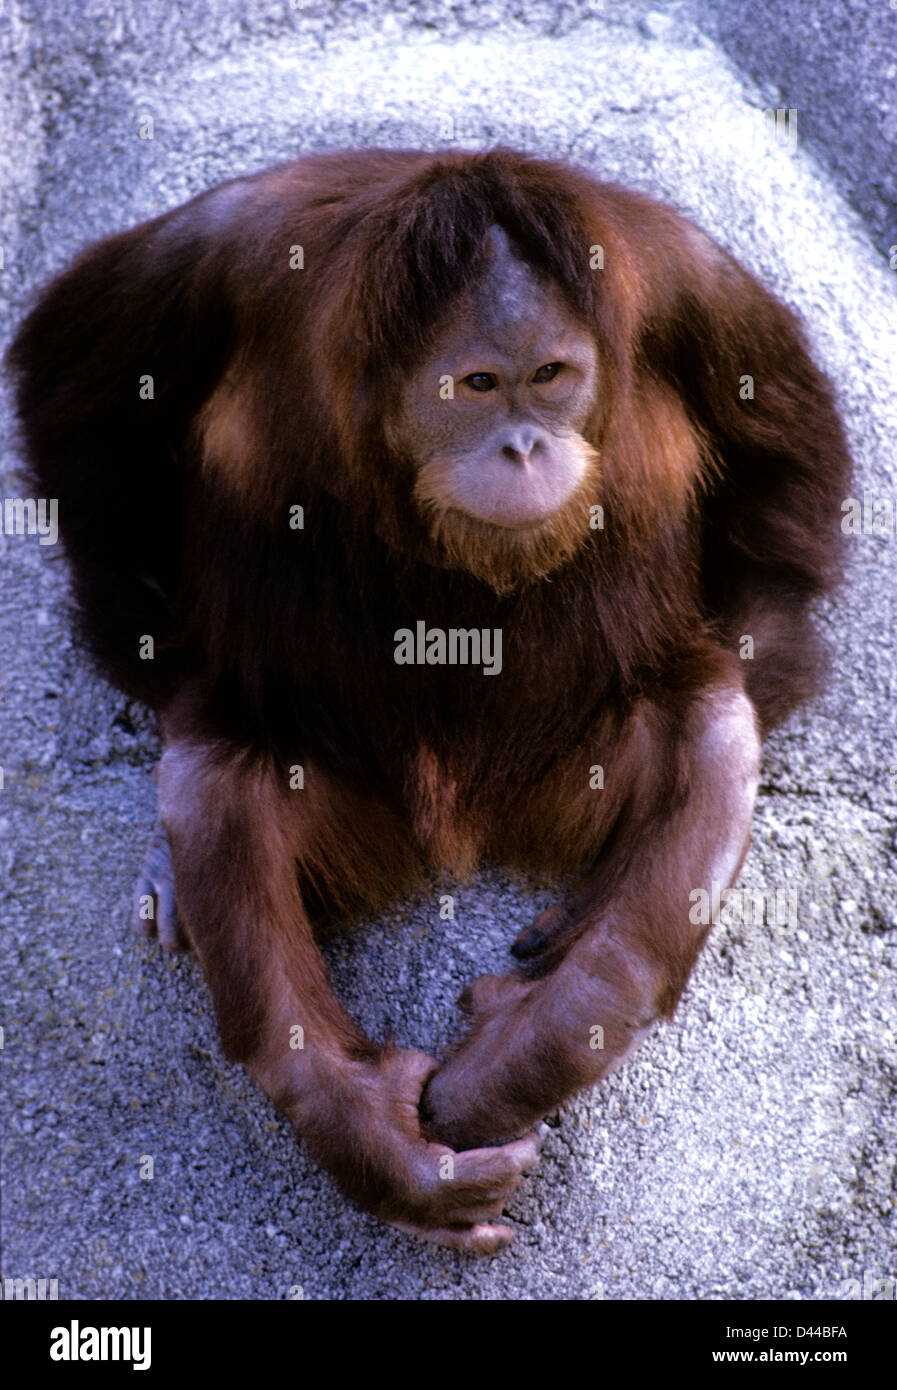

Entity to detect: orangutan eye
[464,373,498,392]
[531,362,562,384]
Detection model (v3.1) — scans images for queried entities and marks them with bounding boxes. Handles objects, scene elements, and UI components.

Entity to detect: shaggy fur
[7,148,851,1250]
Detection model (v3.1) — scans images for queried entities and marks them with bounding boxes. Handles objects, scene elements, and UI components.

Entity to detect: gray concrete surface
[693,0,897,261]
[1,0,895,1301]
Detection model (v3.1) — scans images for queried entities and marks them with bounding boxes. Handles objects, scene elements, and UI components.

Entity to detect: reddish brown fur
[7,148,850,1250]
